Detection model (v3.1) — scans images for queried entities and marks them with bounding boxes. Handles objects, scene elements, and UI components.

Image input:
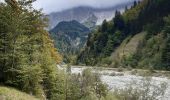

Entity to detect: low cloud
[33,0,136,13]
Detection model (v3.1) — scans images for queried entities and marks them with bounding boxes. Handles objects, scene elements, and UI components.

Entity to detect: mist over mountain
[47,1,137,30]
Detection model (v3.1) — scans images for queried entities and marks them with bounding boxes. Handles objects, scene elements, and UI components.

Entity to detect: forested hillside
[50,20,90,63]
[77,0,170,70]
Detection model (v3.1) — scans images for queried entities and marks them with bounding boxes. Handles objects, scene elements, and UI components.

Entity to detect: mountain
[50,20,90,60]
[82,14,98,30]
[47,1,138,30]
[77,0,170,70]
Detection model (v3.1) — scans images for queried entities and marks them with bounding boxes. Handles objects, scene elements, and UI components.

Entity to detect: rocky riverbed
[58,65,170,100]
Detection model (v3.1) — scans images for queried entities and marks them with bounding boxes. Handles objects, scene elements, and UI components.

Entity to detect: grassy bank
[0,86,39,100]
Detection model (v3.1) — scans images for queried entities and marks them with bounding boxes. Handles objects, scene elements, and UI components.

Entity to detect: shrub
[101,57,113,66]
[117,67,124,72]
[131,69,138,75]
[109,72,116,76]
[114,77,168,100]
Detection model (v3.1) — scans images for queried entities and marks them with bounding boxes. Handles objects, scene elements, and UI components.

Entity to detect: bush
[109,72,116,76]
[114,77,168,100]
[66,68,109,100]
[101,57,113,66]
[131,69,138,75]
[117,67,124,72]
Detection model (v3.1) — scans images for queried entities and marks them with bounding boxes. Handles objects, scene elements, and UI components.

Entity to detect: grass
[110,32,146,67]
[0,86,39,100]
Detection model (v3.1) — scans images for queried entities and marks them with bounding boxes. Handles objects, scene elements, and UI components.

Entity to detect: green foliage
[0,86,39,100]
[121,55,137,68]
[101,57,112,66]
[162,15,170,70]
[114,77,167,100]
[104,93,118,100]
[0,1,63,99]
[65,68,109,100]
[114,11,125,31]
[124,33,165,70]
[77,0,170,70]
[100,19,108,32]
[77,17,125,65]
[49,20,90,63]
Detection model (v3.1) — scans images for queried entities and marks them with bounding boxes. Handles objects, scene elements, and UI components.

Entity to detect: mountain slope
[110,32,146,65]
[77,0,170,70]
[82,14,98,30]
[50,20,90,60]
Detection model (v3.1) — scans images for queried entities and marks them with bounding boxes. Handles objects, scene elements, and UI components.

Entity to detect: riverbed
[58,65,170,100]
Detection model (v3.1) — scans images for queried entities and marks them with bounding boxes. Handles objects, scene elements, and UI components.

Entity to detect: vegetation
[0,86,39,100]
[0,0,63,99]
[83,14,97,30]
[65,68,109,100]
[0,0,169,100]
[114,77,167,100]
[0,1,115,100]
[64,68,168,100]
[162,15,170,70]
[77,0,170,70]
[49,20,90,63]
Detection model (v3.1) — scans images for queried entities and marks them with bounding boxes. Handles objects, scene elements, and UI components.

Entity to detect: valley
[0,0,170,100]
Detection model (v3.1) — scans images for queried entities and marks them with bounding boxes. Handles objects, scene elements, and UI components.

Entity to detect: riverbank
[58,65,170,100]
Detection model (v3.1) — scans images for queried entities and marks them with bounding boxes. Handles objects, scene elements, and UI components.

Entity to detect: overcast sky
[33,0,135,14]
[0,0,135,14]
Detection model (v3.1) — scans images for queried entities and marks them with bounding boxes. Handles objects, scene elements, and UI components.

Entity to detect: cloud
[0,0,4,2]
[33,0,135,13]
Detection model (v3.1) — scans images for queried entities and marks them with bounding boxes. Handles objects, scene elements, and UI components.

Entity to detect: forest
[77,0,170,71]
[0,0,170,100]
[0,0,113,100]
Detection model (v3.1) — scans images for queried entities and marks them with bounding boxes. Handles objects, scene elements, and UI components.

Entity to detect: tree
[0,0,63,99]
[133,1,137,7]
[162,15,170,70]
[104,35,114,56]
[114,10,125,31]
[100,19,108,32]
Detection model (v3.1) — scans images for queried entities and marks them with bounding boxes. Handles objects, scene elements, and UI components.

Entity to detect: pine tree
[162,15,170,70]
[101,19,108,32]
[114,10,125,31]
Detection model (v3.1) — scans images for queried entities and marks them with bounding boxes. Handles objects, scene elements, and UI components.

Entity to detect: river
[58,65,170,100]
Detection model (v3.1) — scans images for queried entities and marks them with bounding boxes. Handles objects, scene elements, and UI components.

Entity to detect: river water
[58,65,170,100]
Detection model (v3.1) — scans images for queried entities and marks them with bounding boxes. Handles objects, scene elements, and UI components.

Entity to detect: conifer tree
[162,15,170,70]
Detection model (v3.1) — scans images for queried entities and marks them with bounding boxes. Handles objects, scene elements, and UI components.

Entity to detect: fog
[33,0,137,13]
